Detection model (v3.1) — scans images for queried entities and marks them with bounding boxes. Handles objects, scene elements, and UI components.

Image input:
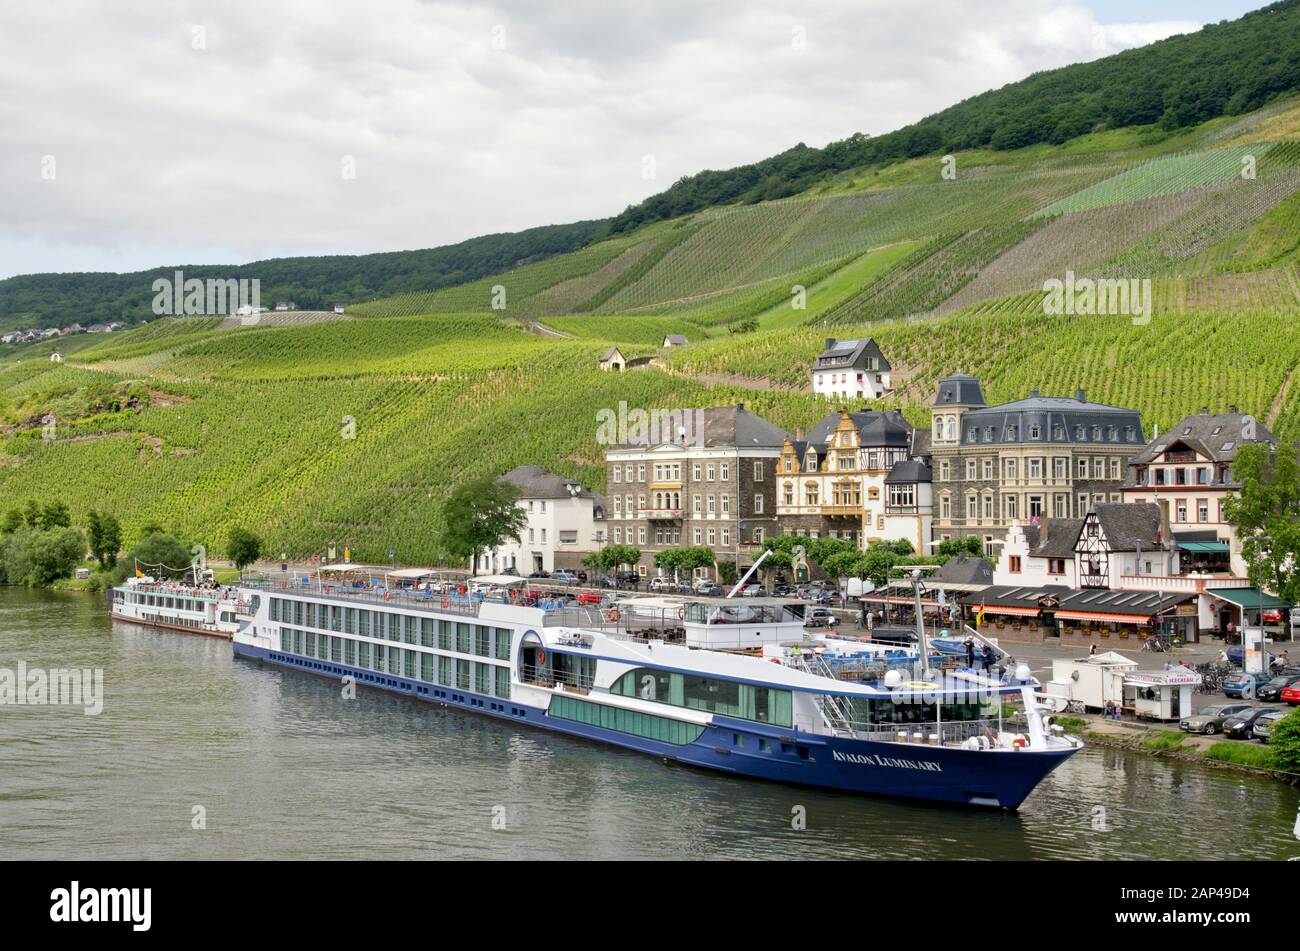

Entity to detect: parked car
[1282,683,1300,706]
[1180,702,1254,734]
[594,574,617,589]
[1225,645,1277,667]
[1221,706,1282,739]
[1263,608,1284,625]
[1256,674,1300,702]
[804,607,840,629]
[1222,671,1271,698]
[649,577,675,592]
[771,583,793,597]
[576,591,605,606]
[695,583,724,597]
[1251,708,1289,742]
[615,571,641,588]
[550,570,580,585]
[527,570,550,580]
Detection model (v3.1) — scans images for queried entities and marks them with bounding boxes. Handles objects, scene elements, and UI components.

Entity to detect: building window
[940,495,951,519]
[1048,558,1066,575]
[707,464,716,480]
[1198,499,1210,522]
[754,461,764,481]
[1005,495,1018,520]
[1009,556,1022,574]
[754,494,764,514]
[982,459,994,480]
[966,495,978,519]
[940,460,950,481]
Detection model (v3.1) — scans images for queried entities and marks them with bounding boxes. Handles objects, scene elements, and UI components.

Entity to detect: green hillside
[5,11,1300,566]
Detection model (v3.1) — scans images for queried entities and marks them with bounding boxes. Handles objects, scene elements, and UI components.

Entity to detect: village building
[811,337,892,400]
[1122,407,1278,577]
[599,347,627,372]
[928,373,1146,555]
[604,404,786,579]
[475,466,606,577]
[661,334,688,348]
[776,409,918,548]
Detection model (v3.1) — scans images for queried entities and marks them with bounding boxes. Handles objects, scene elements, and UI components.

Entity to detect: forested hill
[0,218,609,332]
[609,0,1300,232]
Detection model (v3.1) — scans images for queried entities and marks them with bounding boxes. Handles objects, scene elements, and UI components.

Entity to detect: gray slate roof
[960,387,1144,447]
[933,373,986,407]
[805,409,912,450]
[1092,502,1164,551]
[813,337,890,372]
[500,465,602,503]
[1127,410,1277,466]
[600,347,624,362]
[1029,518,1084,558]
[662,334,689,345]
[885,459,932,484]
[933,553,994,585]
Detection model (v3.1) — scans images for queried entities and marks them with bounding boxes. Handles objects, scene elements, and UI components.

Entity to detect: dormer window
[1007,426,1018,441]
[1076,425,1086,440]
[1054,425,1064,440]
[1211,426,1221,436]
[1092,425,1101,440]
[1030,425,1040,439]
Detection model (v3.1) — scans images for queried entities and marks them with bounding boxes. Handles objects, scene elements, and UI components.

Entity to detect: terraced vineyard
[5,97,1300,563]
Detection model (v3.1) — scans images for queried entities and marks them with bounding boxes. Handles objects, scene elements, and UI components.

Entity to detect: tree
[227,527,263,571]
[440,477,526,569]
[0,508,22,535]
[86,510,122,568]
[717,560,738,587]
[119,533,192,581]
[592,544,641,573]
[2,527,85,585]
[1269,708,1300,775]
[36,501,71,531]
[1223,442,1300,605]
[935,535,985,561]
[23,498,39,529]
[654,546,714,581]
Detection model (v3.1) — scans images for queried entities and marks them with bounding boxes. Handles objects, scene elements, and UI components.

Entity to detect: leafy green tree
[440,477,526,569]
[2,527,85,585]
[23,498,40,529]
[717,560,738,587]
[227,527,263,571]
[118,533,192,581]
[593,544,642,573]
[935,535,984,561]
[86,510,122,568]
[0,508,22,535]
[1223,442,1300,605]
[1269,708,1300,775]
[36,501,71,531]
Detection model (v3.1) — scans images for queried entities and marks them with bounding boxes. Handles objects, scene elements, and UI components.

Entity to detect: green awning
[1177,541,1229,553]
[1205,587,1288,609]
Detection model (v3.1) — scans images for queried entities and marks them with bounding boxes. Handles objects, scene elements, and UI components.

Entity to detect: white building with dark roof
[811,337,891,399]
[476,466,607,576]
[1123,407,1278,576]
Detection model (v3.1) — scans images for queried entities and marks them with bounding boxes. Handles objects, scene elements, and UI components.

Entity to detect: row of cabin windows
[277,627,511,698]
[267,600,509,660]
[548,695,705,746]
[608,667,793,727]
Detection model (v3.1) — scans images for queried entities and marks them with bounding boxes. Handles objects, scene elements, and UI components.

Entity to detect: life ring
[1011,735,1028,750]
[677,606,686,620]
[441,598,450,609]
[509,588,518,600]
[605,608,622,622]
[384,591,391,602]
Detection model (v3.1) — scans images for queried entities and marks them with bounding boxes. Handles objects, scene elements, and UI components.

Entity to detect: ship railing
[240,579,484,617]
[840,716,1035,749]
[519,664,596,694]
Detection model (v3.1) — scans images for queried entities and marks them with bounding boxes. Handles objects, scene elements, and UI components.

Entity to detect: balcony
[649,479,683,491]
[819,504,861,517]
[643,507,683,520]
[1117,574,1249,594]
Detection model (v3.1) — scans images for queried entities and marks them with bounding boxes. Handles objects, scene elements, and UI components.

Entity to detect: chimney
[1228,404,1239,414]
[1040,519,1049,546]
[736,402,745,412]
[1201,406,1210,415]
[796,427,804,440]
[1075,388,1086,403]
[1029,389,1040,398]
[825,338,836,351]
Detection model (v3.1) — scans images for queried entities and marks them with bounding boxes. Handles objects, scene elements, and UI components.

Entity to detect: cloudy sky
[0,0,1262,278]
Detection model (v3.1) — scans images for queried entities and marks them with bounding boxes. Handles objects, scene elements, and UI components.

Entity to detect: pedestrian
[1089,642,1098,656]
[964,637,975,669]
[981,644,995,674]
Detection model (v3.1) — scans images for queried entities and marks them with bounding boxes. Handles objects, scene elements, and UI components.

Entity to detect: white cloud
[0,0,1203,277]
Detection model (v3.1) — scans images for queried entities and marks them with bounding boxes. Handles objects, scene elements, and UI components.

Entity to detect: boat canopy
[386,567,439,580]
[473,574,529,586]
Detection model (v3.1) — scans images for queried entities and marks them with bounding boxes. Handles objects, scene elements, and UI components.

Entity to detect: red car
[576,591,604,606]
[1282,683,1300,706]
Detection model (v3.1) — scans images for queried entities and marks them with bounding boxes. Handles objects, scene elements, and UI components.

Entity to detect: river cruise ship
[228,575,1081,808]
[110,577,246,638]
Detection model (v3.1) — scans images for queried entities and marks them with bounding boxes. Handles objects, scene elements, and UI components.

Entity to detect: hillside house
[476,466,607,576]
[599,347,627,372]
[812,337,891,400]
[333,303,346,314]
[661,334,688,348]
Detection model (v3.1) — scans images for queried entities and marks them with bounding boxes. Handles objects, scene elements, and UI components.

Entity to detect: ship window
[548,695,706,746]
[495,666,511,699]
[495,628,511,661]
[457,623,472,654]
[609,668,792,727]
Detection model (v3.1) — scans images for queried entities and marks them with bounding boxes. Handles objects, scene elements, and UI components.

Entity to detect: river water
[1,587,1297,860]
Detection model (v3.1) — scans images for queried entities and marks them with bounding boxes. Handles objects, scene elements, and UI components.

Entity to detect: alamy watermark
[151,269,261,317]
[1043,270,1151,326]
[596,401,707,448]
[0,662,103,715]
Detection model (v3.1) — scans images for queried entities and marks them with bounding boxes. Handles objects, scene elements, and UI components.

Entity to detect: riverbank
[1057,713,1300,786]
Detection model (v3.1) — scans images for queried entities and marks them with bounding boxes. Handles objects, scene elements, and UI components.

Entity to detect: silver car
[1180,702,1254,734]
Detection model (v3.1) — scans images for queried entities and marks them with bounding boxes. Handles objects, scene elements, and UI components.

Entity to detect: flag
[976,607,985,627]
[135,564,142,578]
